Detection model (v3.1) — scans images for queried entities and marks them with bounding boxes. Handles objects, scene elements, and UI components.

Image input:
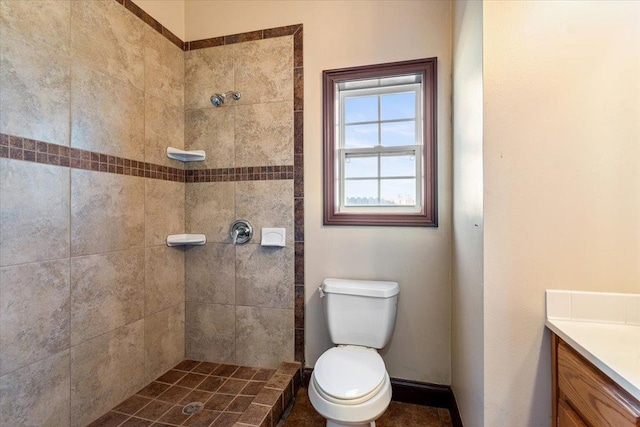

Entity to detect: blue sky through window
[381,92,415,120]
[345,96,377,123]
[342,88,418,206]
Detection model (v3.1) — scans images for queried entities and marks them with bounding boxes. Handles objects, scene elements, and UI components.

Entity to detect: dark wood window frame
[322,58,438,227]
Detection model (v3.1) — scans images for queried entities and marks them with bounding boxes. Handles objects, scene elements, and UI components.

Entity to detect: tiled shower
[0,1,303,426]
[183,35,295,367]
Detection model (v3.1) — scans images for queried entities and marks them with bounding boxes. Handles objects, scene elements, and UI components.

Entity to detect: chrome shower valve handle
[230,219,253,245]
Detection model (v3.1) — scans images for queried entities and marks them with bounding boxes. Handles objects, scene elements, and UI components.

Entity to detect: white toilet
[309,278,400,427]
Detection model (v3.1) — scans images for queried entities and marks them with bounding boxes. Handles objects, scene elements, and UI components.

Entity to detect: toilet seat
[313,346,386,405]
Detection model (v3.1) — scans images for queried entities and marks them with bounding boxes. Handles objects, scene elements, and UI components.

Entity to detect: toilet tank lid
[322,278,399,298]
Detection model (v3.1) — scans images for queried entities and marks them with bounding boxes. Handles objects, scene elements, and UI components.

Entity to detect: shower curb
[236,361,302,427]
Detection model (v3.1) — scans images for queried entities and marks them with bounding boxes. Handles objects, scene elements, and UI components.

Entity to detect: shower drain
[182,402,204,415]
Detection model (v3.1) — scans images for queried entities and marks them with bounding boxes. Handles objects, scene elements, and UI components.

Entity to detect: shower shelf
[166,147,206,162]
[166,234,206,247]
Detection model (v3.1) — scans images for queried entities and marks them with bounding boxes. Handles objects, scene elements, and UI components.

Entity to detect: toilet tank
[321,278,399,349]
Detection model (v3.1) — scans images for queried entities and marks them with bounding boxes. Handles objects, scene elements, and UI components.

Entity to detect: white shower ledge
[166,234,206,247]
[166,147,205,162]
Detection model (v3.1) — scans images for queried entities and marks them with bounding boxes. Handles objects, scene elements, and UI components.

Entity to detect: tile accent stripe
[0,134,298,185]
[115,0,184,50]
[292,25,305,364]
[113,0,302,53]
[186,24,303,51]
[0,134,185,182]
[185,166,294,183]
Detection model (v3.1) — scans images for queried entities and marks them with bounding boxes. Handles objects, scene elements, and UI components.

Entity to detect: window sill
[323,210,437,227]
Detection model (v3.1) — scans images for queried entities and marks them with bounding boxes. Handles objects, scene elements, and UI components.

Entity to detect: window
[323,58,437,226]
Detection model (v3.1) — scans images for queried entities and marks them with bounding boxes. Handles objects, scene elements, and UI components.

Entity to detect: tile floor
[282,387,453,427]
[88,360,300,427]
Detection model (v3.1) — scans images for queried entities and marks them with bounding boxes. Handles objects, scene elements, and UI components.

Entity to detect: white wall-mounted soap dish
[166,147,205,162]
[261,228,286,247]
[166,234,206,247]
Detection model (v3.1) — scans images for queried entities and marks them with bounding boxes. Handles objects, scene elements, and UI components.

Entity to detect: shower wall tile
[186,181,235,243]
[0,259,70,375]
[145,246,185,316]
[71,63,144,161]
[71,170,144,256]
[185,243,235,305]
[185,107,235,169]
[70,249,144,345]
[0,27,71,146]
[145,178,185,247]
[236,180,294,245]
[235,101,293,167]
[0,351,71,427]
[144,94,184,168]
[70,320,145,427]
[0,159,70,266]
[0,0,71,53]
[144,303,185,383]
[71,0,144,90]
[186,302,235,364]
[144,25,184,109]
[236,306,293,368]
[234,37,293,105]
[236,245,294,310]
[185,45,234,110]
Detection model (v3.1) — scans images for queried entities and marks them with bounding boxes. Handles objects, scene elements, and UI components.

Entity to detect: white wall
[184,0,453,384]
[452,1,483,426]
[483,1,640,425]
[132,0,185,40]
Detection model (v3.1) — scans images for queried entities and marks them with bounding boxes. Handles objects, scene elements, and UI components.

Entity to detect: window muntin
[322,58,438,226]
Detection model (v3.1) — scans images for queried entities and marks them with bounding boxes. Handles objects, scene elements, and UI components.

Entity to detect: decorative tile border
[185,166,294,183]
[185,24,302,51]
[113,0,303,54]
[0,134,300,186]
[292,26,305,365]
[114,0,184,49]
[0,134,185,182]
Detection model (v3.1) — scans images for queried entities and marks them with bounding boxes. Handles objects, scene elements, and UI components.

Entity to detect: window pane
[381,121,415,146]
[344,123,378,148]
[380,179,416,206]
[345,96,378,123]
[345,180,379,205]
[381,92,415,120]
[381,155,415,177]
[345,155,378,178]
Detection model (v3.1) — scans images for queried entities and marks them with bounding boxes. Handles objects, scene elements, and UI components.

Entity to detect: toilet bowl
[308,346,392,427]
[309,279,400,427]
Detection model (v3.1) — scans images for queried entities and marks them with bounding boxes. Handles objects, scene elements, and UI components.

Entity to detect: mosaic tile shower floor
[88,360,300,427]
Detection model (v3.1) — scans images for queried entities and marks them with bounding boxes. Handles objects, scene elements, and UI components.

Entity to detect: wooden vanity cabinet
[551,333,640,427]
[558,399,587,427]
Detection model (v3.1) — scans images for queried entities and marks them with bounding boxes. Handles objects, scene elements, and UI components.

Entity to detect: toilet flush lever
[318,286,325,298]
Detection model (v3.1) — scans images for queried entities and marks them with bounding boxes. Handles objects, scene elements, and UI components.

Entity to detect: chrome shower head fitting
[210,93,226,107]
[210,91,241,107]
